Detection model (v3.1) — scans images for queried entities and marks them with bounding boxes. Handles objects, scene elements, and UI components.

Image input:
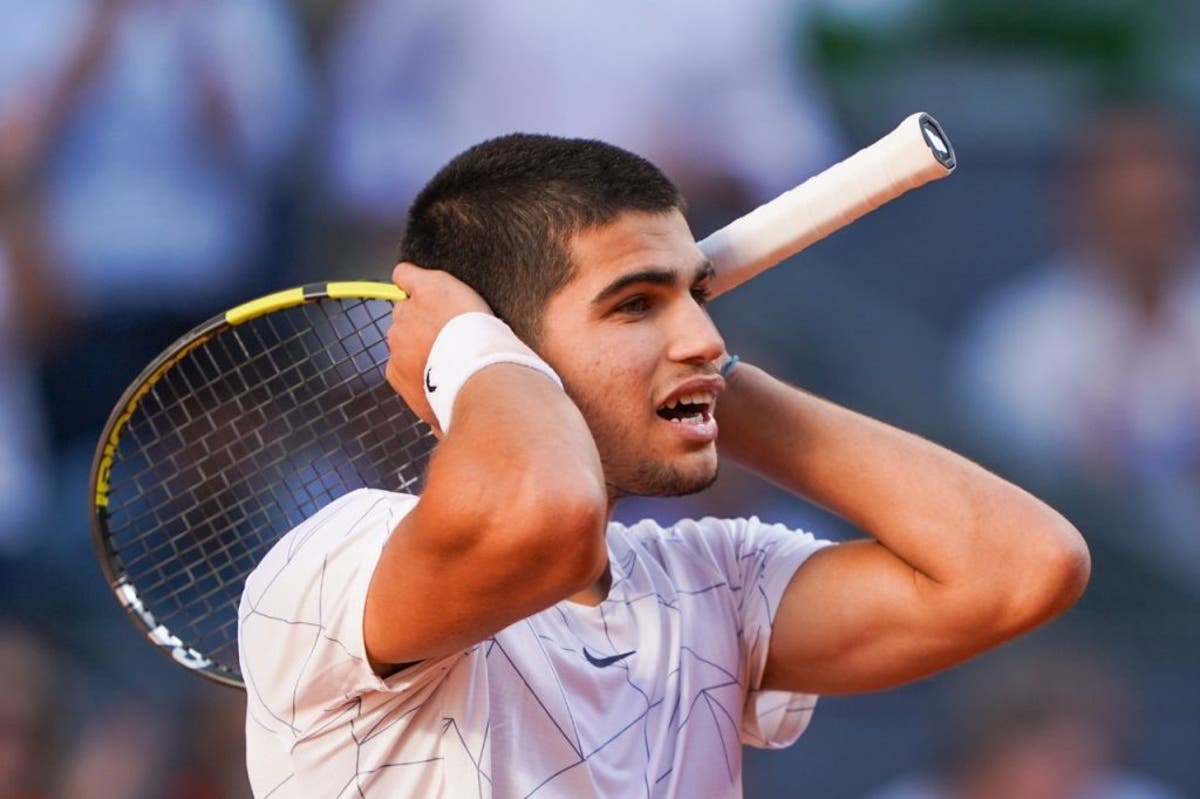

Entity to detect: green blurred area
[805,0,1198,144]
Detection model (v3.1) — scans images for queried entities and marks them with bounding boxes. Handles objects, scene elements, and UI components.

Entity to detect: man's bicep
[363,490,602,668]
[362,507,503,669]
[762,539,987,695]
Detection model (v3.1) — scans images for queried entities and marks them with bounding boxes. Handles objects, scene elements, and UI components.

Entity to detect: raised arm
[363,264,608,668]
[716,363,1090,694]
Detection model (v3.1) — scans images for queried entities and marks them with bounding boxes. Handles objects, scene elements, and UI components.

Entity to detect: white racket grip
[699,112,956,297]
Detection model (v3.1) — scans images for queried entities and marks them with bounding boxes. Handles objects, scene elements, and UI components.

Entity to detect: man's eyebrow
[591,260,715,306]
[590,268,677,305]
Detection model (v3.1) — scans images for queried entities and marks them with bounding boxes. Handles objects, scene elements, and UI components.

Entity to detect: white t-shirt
[239,488,832,798]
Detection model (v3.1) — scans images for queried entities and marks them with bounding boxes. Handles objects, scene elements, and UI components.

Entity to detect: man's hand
[386,261,492,436]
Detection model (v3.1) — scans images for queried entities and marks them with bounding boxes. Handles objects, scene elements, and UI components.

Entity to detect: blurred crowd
[1,0,1198,797]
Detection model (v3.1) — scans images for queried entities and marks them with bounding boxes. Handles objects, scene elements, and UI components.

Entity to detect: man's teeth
[662,391,715,410]
[660,390,715,425]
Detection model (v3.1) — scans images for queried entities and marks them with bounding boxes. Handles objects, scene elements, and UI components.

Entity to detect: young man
[238,135,1090,797]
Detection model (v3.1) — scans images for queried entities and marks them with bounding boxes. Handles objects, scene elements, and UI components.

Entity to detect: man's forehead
[564,209,703,286]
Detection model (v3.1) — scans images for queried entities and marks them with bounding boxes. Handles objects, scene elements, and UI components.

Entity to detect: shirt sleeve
[705,516,835,749]
[238,488,459,739]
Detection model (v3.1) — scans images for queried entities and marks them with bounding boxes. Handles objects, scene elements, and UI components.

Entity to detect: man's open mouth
[656,391,715,424]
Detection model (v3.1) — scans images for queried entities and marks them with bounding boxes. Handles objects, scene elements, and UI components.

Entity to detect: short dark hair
[400,133,683,342]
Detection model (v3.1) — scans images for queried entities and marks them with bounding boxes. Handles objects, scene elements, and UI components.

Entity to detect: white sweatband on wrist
[423,312,563,432]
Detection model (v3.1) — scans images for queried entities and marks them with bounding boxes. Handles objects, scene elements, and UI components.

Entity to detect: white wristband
[423,312,563,432]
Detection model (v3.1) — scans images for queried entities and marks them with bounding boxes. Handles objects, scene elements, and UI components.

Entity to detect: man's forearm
[715,363,1086,587]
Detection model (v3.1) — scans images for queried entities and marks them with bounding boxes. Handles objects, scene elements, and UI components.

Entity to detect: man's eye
[616,296,650,314]
[691,286,711,306]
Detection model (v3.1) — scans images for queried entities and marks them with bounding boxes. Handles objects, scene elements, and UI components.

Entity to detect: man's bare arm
[363,265,608,668]
[715,363,1090,694]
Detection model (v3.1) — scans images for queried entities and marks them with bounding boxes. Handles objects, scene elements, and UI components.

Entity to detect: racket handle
[699,112,956,298]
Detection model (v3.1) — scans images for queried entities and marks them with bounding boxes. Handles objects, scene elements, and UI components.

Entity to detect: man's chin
[609,459,719,499]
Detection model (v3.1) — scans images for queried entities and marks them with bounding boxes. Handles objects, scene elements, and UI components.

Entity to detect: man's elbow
[1003,513,1091,632]
[505,466,609,593]
[535,488,609,592]
[1039,515,1092,612]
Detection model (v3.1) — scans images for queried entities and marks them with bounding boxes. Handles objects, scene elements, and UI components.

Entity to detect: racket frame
[88,281,405,687]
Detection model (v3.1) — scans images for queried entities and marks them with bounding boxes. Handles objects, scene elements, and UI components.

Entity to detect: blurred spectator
[953,105,1200,577]
[864,647,1183,799]
[57,698,172,799]
[0,623,59,799]
[0,0,309,312]
[290,0,357,62]
[0,0,81,560]
[1,4,310,794]
[315,0,844,275]
[0,161,56,556]
[0,0,311,447]
[165,685,253,799]
[1,621,246,799]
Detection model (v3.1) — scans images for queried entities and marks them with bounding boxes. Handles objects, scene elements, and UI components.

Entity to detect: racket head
[88,281,434,687]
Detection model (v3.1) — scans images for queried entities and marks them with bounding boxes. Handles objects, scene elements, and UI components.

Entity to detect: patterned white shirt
[239,488,832,797]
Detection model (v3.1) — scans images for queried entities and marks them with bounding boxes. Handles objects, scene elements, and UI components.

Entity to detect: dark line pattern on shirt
[240,496,823,796]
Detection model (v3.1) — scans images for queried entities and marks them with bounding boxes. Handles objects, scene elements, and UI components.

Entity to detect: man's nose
[668,301,725,365]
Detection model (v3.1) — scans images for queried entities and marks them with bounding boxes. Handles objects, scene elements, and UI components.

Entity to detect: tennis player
[238,134,1090,797]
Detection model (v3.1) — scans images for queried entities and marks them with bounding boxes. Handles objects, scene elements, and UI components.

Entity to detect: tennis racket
[89,113,955,687]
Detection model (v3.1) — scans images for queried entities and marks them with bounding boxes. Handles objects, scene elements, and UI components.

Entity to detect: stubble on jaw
[605,459,719,501]
[560,376,718,500]
[594,424,720,500]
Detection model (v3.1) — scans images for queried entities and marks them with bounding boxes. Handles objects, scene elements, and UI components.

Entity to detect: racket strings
[115,303,402,551]
[119,339,393,567]
[116,302,369,498]
[115,305,427,667]
[101,297,434,679]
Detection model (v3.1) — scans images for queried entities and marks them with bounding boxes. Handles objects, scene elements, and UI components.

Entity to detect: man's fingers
[392,261,493,317]
[392,261,423,294]
[385,348,443,438]
[386,260,494,441]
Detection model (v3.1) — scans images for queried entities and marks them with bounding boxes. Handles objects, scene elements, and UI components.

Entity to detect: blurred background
[1,0,1198,796]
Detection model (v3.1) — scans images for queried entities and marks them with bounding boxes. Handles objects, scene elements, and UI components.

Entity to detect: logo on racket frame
[116,580,212,671]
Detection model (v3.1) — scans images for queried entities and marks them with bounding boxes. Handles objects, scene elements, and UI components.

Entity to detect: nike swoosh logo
[425,368,437,392]
[583,648,636,668]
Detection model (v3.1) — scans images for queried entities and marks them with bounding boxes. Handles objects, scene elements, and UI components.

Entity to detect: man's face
[536,209,726,499]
